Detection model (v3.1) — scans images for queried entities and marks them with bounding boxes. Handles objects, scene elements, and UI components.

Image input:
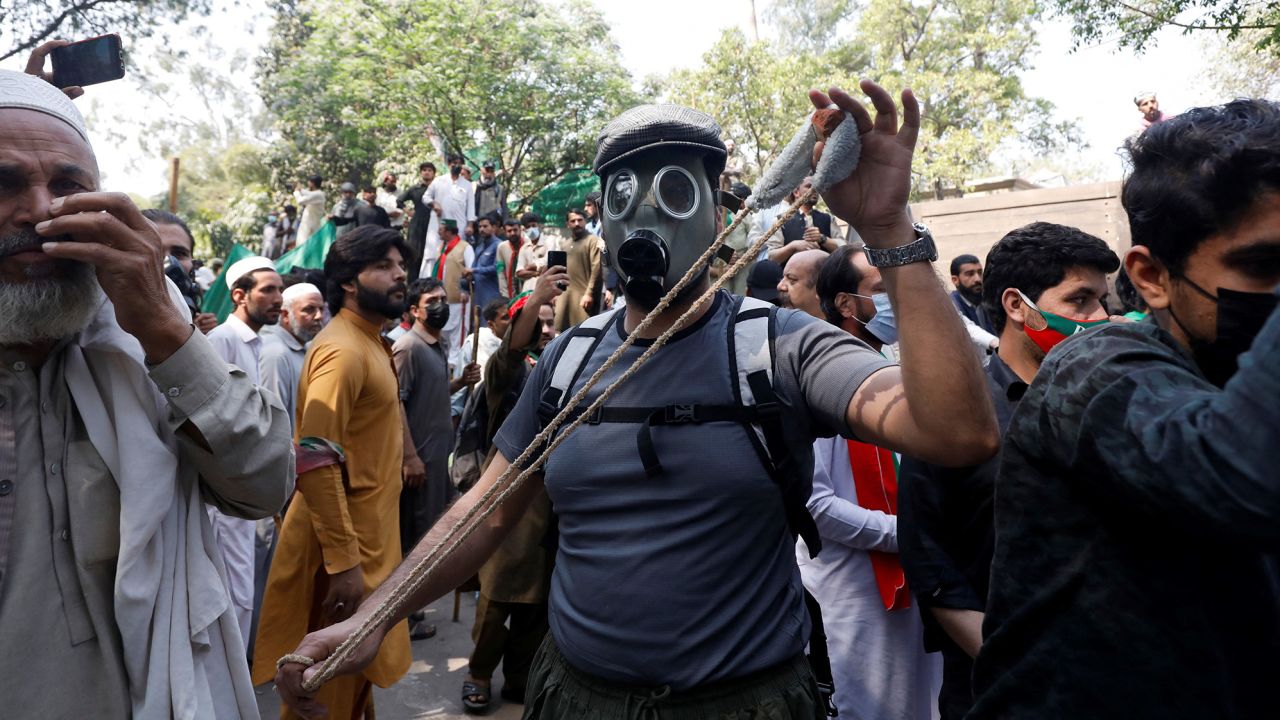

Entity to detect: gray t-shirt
[494,291,893,689]
[392,326,454,466]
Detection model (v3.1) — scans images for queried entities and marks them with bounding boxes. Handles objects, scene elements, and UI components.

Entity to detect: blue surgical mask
[851,292,898,345]
[526,227,541,241]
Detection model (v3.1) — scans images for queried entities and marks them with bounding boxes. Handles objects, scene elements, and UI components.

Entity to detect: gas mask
[601,150,717,310]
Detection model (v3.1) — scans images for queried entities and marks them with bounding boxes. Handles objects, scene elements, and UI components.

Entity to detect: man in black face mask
[391,277,480,640]
[970,99,1280,719]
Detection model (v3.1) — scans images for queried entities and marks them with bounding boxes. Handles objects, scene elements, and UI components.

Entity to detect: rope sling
[285,107,860,692]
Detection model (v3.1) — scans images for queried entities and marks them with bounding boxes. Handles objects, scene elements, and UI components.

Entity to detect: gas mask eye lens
[655,166,698,219]
[607,169,637,219]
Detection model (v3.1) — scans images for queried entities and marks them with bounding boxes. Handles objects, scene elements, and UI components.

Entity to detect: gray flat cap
[594,104,727,179]
[339,181,357,192]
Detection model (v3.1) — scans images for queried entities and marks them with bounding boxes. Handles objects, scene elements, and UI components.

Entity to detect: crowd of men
[2,41,1278,720]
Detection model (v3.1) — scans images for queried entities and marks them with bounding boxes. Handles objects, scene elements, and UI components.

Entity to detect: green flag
[200,243,253,322]
[275,221,336,274]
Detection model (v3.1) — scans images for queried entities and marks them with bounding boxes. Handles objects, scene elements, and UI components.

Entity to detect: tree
[655,2,1081,199]
[256,0,640,213]
[1202,29,1280,98]
[0,0,210,63]
[657,29,856,183]
[766,0,859,54]
[1051,0,1280,53]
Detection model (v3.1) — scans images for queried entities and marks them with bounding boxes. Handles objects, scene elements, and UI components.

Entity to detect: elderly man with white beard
[0,68,294,719]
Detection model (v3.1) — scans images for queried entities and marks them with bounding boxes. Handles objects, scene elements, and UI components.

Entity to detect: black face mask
[450,165,462,178]
[1170,276,1279,387]
[424,301,450,330]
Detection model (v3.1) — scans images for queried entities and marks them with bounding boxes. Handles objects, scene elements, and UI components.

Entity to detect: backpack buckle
[583,406,603,424]
[664,404,698,424]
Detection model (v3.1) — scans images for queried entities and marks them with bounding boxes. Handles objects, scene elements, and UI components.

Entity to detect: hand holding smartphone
[50,34,125,90]
[547,250,569,291]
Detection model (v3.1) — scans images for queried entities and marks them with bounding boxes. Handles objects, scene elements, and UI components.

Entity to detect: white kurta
[797,436,942,720]
[293,188,326,245]
[427,175,476,228]
[204,314,263,645]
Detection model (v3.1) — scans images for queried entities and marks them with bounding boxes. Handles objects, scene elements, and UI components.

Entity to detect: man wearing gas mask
[275,82,998,719]
[969,99,1280,718]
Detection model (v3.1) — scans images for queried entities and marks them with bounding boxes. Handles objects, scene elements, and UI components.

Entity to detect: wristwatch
[865,223,938,268]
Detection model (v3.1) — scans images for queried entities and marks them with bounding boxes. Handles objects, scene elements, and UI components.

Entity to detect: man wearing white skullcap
[0,64,293,719]
[263,281,327,430]
[205,255,285,654]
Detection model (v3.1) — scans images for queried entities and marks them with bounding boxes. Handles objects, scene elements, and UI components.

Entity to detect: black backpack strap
[804,589,840,717]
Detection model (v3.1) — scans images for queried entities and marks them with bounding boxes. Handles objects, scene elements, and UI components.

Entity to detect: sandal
[462,680,491,714]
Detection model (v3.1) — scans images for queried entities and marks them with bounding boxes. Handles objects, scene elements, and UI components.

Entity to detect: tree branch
[0,0,120,63]
[1109,0,1278,33]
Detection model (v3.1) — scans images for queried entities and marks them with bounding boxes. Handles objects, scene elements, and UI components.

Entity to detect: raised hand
[25,40,84,99]
[810,80,920,247]
[37,192,192,363]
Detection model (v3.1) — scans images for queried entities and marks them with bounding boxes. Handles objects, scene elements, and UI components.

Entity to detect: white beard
[0,261,101,345]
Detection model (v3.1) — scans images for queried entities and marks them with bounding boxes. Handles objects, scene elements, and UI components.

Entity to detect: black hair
[1123,98,1280,274]
[482,298,507,323]
[504,216,522,227]
[420,161,436,172]
[361,184,376,193]
[585,191,602,206]
[816,244,867,326]
[447,153,463,164]
[982,222,1120,332]
[479,211,501,226]
[520,211,542,226]
[323,226,412,315]
[283,204,297,214]
[142,209,194,248]
[730,182,752,199]
[949,254,981,277]
[407,277,443,308]
[566,207,586,221]
[308,175,323,188]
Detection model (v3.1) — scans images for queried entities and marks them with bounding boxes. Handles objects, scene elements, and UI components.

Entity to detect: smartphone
[51,34,125,89]
[547,250,568,290]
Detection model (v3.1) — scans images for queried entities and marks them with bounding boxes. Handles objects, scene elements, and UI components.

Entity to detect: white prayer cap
[282,282,322,305]
[1133,90,1157,105]
[224,256,276,289]
[0,70,89,142]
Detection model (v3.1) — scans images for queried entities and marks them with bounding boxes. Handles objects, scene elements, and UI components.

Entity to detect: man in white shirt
[205,256,285,646]
[375,171,406,230]
[428,154,476,237]
[293,175,327,245]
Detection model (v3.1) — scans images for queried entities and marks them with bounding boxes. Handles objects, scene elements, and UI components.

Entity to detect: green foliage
[1202,29,1280,97]
[655,1,1080,199]
[256,0,640,213]
[766,0,859,54]
[854,0,1081,197]
[1051,0,1280,54]
[151,139,274,259]
[658,29,853,184]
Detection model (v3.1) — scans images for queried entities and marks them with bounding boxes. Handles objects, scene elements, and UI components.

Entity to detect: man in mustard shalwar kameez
[253,226,415,719]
